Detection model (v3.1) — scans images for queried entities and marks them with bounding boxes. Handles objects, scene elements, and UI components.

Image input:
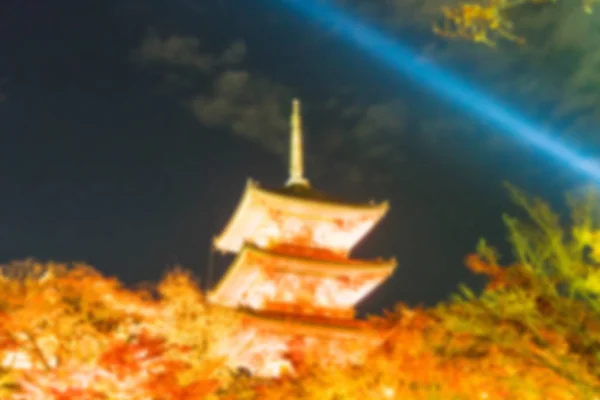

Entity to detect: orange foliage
[223,300,598,399]
[434,0,600,45]
[1,259,599,399]
[434,0,527,46]
[0,262,226,400]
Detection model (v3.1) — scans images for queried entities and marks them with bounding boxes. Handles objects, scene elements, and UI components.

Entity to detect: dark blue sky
[0,0,583,312]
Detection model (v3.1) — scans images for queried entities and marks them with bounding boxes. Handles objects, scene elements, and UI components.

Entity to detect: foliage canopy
[433,0,599,46]
[1,185,599,399]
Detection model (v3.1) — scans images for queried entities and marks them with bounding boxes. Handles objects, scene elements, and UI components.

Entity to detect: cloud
[132,32,247,73]
[133,33,216,72]
[133,33,295,155]
[353,101,408,140]
[189,70,291,154]
[131,33,417,185]
[129,1,600,194]
[220,40,247,65]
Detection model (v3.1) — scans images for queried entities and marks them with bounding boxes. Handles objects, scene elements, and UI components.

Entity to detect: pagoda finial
[286,98,309,187]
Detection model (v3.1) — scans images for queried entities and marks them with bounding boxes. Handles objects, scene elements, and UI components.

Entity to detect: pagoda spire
[286,98,309,187]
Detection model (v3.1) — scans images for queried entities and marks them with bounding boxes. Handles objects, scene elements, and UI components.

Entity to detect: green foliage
[437,183,600,396]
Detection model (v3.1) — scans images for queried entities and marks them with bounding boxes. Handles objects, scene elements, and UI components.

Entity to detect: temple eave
[208,244,396,307]
[208,274,389,315]
[239,308,386,340]
[244,244,397,270]
[213,180,390,254]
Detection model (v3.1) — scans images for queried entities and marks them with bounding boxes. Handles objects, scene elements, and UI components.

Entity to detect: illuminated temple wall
[249,211,378,256]
[211,322,376,377]
[236,271,384,318]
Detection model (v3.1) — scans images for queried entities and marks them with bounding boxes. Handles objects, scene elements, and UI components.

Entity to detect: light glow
[277,0,600,182]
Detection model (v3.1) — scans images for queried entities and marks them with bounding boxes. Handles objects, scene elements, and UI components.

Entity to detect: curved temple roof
[214,99,390,254]
[208,244,396,311]
[213,179,389,254]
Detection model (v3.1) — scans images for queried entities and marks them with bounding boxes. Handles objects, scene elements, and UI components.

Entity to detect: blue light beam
[278,0,600,181]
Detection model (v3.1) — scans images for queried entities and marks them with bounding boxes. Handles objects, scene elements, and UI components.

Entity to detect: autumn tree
[0,262,235,399]
[434,0,598,45]
[430,183,600,397]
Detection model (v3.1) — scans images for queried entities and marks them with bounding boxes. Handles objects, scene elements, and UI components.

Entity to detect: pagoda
[208,99,396,377]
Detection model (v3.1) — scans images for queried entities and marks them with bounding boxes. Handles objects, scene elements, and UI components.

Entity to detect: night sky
[0,0,593,313]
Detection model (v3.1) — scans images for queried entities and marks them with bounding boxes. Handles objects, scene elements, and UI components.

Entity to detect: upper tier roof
[213,179,389,254]
[214,99,390,254]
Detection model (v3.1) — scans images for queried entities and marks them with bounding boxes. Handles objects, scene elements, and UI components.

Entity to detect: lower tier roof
[238,307,387,340]
[209,305,389,377]
[209,244,396,311]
